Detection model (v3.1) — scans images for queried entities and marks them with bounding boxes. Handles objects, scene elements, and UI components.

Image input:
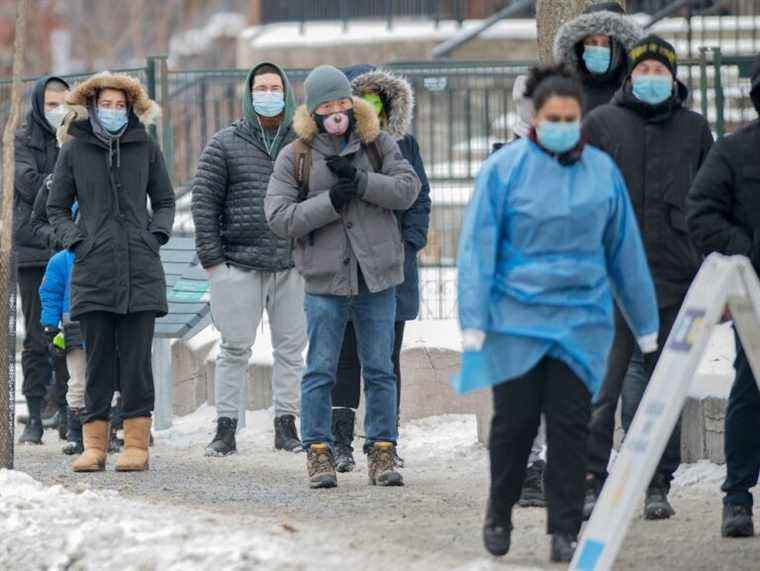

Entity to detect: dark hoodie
[584,76,714,308]
[553,4,643,113]
[687,53,760,275]
[13,75,69,267]
[343,64,431,321]
[192,61,297,272]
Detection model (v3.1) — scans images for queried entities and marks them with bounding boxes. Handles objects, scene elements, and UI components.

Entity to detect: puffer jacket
[265,97,421,296]
[192,61,297,271]
[345,65,432,320]
[553,3,643,113]
[39,249,83,349]
[583,80,714,308]
[686,55,760,274]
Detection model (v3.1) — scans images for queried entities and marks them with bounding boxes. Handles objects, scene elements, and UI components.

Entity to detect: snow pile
[673,460,727,489]
[170,12,247,60]
[0,469,351,571]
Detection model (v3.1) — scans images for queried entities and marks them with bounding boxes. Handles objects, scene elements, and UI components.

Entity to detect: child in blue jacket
[40,241,86,455]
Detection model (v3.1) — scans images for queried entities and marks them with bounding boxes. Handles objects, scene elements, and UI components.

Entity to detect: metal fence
[0,50,757,319]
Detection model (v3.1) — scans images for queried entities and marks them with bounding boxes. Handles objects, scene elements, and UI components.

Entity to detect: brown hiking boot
[307,443,337,489]
[115,417,152,471]
[368,441,404,486]
[72,420,110,472]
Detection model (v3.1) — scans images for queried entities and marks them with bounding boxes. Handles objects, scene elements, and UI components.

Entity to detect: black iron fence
[0,50,756,319]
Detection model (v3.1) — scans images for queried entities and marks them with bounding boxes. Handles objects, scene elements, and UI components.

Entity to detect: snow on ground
[673,460,727,489]
[0,468,355,571]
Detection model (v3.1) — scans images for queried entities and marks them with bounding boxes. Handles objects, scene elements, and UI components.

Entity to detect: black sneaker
[206,417,238,457]
[18,418,43,445]
[644,486,675,520]
[722,504,754,538]
[332,408,355,473]
[62,407,84,455]
[274,414,302,452]
[483,498,511,556]
[108,424,123,453]
[583,475,602,520]
[518,460,546,507]
[550,533,578,562]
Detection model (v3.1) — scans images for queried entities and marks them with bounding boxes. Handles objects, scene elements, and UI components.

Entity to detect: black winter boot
[274,414,302,452]
[722,504,754,538]
[644,475,675,520]
[19,397,43,444]
[332,408,356,472]
[518,460,546,507]
[583,474,602,520]
[550,533,578,562]
[483,497,512,556]
[206,417,238,457]
[62,407,84,455]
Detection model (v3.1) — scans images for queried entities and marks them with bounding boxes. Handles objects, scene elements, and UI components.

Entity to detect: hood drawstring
[105,137,121,169]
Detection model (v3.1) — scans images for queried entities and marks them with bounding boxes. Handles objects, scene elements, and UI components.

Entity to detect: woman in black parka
[48,72,175,474]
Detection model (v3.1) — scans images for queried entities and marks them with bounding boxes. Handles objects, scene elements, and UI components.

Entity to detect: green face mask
[362,93,384,116]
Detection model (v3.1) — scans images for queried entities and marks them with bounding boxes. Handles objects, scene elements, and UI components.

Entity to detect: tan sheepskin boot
[72,420,110,472]
[115,417,152,471]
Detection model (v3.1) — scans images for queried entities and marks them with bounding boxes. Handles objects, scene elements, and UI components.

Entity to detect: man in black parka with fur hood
[687,53,760,539]
[48,72,175,474]
[553,2,644,113]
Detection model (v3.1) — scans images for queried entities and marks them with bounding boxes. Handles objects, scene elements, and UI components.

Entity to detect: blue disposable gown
[455,139,659,398]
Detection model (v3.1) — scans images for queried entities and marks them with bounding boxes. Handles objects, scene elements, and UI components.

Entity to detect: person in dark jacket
[686,53,760,539]
[48,72,175,473]
[553,2,643,114]
[14,75,70,445]
[191,62,305,456]
[582,35,714,520]
[327,64,431,472]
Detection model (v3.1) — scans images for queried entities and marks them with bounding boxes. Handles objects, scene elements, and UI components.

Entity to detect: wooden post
[535,0,625,64]
[0,0,27,470]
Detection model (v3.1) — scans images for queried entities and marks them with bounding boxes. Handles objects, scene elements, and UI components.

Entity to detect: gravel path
[12,413,760,570]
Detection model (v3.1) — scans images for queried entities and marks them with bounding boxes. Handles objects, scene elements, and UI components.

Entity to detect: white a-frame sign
[572,254,760,571]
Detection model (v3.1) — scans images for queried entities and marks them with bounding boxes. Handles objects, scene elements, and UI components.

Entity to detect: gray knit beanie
[305,65,353,113]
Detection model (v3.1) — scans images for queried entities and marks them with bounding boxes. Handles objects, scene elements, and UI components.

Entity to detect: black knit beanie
[628,35,678,76]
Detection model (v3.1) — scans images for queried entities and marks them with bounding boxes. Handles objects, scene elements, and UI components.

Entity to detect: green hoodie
[242,61,297,158]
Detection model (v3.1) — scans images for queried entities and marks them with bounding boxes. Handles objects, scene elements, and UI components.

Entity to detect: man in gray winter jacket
[266,65,420,489]
[191,62,305,456]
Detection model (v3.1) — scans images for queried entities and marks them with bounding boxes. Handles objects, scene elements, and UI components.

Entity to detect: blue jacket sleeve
[457,161,503,331]
[39,254,66,328]
[399,136,432,251]
[603,165,659,339]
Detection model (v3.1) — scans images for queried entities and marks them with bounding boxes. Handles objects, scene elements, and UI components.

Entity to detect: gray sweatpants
[209,265,306,419]
[65,348,87,410]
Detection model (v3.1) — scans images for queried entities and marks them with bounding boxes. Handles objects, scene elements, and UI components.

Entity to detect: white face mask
[45,105,67,129]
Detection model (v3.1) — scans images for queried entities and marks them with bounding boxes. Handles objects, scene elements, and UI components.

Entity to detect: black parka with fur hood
[553,3,644,113]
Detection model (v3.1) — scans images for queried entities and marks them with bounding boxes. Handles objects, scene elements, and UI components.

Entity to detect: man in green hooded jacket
[191,62,305,456]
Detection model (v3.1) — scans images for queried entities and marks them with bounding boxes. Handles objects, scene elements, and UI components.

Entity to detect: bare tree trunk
[0,0,27,470]
[536,0,625,64]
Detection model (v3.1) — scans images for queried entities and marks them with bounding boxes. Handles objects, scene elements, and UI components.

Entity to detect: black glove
[329,179,358,211]
[326,155,357,181]
[152,232,169,246]
[43,326,60,344]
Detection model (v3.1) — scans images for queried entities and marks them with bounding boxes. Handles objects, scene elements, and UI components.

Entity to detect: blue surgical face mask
[45,105,67,129]
[97,107,128,132]
[583,45,611,75]
[632,74,673,105]
[253,91,285,118]
[536,120,581,154]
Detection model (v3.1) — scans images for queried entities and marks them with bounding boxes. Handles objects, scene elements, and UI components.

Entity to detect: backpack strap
[364,140,383,173]
[293,139,312,202]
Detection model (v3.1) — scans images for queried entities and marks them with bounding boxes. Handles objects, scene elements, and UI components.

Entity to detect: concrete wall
[170,335,729,464]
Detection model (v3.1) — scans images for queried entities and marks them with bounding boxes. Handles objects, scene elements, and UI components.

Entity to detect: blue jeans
[301,287,398,449]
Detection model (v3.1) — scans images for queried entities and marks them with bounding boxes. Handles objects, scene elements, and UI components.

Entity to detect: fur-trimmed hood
[293,96,380,144]
[344,65,414,140]
[65,71,160,126]
[553,9,644,75]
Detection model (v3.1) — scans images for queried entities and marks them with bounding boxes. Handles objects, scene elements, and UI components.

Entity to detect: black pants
[79,311,156,423]
[586,304,682,487]
[18,266,53,403]
[489,357,591,535]
[332,320,405,412]
[51,354,70,408]
[722,329,760,507]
